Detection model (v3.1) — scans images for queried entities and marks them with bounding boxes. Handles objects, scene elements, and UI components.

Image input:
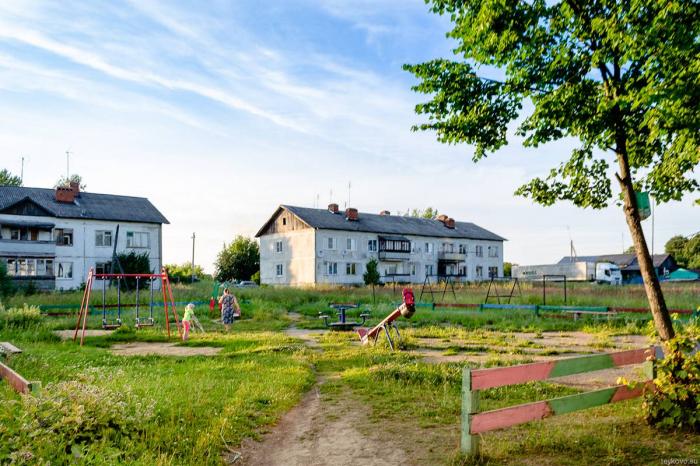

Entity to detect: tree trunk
[617,157,675,341]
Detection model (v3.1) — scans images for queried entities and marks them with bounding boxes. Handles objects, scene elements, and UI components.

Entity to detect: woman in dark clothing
[218,288,239,332]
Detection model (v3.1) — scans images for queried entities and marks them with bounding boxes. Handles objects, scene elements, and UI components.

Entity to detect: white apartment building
[0,184,168,290]
[256,204,505,286]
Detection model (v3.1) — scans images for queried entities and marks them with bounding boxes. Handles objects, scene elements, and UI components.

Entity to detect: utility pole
[191,232,196,283]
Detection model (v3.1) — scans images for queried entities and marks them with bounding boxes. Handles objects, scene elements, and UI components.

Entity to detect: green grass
[1,282,698,464]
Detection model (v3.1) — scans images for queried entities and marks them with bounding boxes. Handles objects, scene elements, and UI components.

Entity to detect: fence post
[461,367,480,455]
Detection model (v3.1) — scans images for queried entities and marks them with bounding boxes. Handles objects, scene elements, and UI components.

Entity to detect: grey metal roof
[558,254,672,269]
[256,205,506,241]
[0,186,169,224]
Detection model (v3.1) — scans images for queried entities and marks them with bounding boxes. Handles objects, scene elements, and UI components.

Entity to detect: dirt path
[110,342,222,356]
[237,381,408,466]
[237,322,413,465]
[54,329,113,340]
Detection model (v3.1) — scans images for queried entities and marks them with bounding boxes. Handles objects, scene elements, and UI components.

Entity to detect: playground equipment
[357,288,416,350]
[319,303,370,331]
[73,267,181,346]
[419,274,458,303]
[484,277,523,304]
[541,274,568,305]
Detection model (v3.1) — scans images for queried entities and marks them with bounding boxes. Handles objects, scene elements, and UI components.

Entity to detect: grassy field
[0,280,698,464]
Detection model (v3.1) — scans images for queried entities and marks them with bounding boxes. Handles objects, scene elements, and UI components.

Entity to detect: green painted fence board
[549,387,616,416]
[549,353,614,378]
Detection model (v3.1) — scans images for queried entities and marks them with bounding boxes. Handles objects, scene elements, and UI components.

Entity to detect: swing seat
[102,323,122,330]
[135,318,155,328]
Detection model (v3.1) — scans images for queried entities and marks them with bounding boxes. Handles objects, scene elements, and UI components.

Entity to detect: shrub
[2,381,154,464]
[0,304,42,329]
[0,261,14,296]
[643,335,700,432]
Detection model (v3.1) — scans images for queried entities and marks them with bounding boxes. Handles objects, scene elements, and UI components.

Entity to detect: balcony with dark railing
[378,236,411,262]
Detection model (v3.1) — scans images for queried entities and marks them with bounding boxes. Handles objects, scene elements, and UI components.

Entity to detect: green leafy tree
[665,235,690,267]
[405,0,700,340]
[624,246,637,254]
[503,262,513,278]
[0,169,22,186]
[407,207,439,219]
[0,261,15,296]
[363,258,381,302]
[215,236,260,282]
[164,263,206,283]
[684,234,700,270]
[54,174,86,190]
[114,251,151,288]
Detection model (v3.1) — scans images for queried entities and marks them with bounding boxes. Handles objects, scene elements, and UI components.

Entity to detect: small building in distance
[0,183,168,290]
[558,253,678,284]
[256,204,506,286]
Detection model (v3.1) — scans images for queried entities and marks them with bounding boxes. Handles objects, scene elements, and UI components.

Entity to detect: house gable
[0,197,55,217]
[256,207,312,237]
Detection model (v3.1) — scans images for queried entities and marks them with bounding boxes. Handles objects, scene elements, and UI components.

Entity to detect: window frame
[95,230,113,247]
[56,261,73,279]
[126,231,150,249]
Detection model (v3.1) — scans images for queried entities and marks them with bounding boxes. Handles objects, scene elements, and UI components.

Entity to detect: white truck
[512,261,622,285]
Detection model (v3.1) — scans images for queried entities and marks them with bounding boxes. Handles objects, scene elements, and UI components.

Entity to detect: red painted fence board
[0,362,32,394]
[471,401,551,434]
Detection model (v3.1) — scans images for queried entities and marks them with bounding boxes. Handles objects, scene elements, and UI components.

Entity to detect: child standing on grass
[182,303,196,341]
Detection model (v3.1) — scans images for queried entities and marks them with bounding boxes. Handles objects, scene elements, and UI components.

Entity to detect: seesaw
[357,288,416,350]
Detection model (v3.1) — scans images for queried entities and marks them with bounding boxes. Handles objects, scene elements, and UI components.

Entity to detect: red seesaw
[357,288,416,350]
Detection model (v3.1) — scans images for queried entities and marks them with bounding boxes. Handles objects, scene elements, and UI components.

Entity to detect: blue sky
[1,0,697,271]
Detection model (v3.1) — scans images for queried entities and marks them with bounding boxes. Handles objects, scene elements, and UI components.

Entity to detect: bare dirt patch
[54,329,113,340]
[237,383,409,466]
[284,327,326,348]
[110,342,221,357]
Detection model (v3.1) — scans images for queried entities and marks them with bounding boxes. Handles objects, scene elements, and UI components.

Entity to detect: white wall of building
[0,213,163,290]
[259,229,316,286]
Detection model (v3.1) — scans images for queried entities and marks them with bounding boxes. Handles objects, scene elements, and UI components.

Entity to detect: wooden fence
[461,346,661,455]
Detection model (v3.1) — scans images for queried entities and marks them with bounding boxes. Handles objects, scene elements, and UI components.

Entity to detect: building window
[488,246,499,258]
[276,264,284,276]
[411,263,416,276]
[346,238,356,251]
[327,237,336,250]
[476,266,483,279]
[10,229,21,240]
[459,244,467,254]
[346,263,357,275]
[57,262,73,279]
[475,245,483,257]
[327,262,338,275]
[95,261,111,276]
[459,265,467,277]
[425,242,434,254]
[488,266,499,278]
[380,239,410,252]
[37,259,54,276]
[367,239,377,252]
[95,230,112,247]
[126,231,149,248]
[425,264,434,277]
[5,259,16,276]
[55,228,74,246]
[275,240,283,253]
[282,217,287,226]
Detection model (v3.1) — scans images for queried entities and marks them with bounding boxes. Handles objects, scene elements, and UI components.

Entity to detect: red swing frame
[73,267,181,346]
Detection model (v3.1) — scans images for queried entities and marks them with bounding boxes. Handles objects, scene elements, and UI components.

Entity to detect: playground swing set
[73,267,181,346]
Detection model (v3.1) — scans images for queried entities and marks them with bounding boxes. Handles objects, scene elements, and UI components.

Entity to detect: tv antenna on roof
[65,149,72,179]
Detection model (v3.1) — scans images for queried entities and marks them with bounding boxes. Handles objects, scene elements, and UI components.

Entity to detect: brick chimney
[328,203,339,214]
[55,186,75,203]
[445,218,456,229]
[345,208,359,221]
[69,181,80,197]
[379,210,391,216]
[436,214,449,224]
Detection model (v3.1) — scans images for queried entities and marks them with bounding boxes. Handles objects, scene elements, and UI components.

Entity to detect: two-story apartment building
[0,183,168,290]
[256,204,505,286]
